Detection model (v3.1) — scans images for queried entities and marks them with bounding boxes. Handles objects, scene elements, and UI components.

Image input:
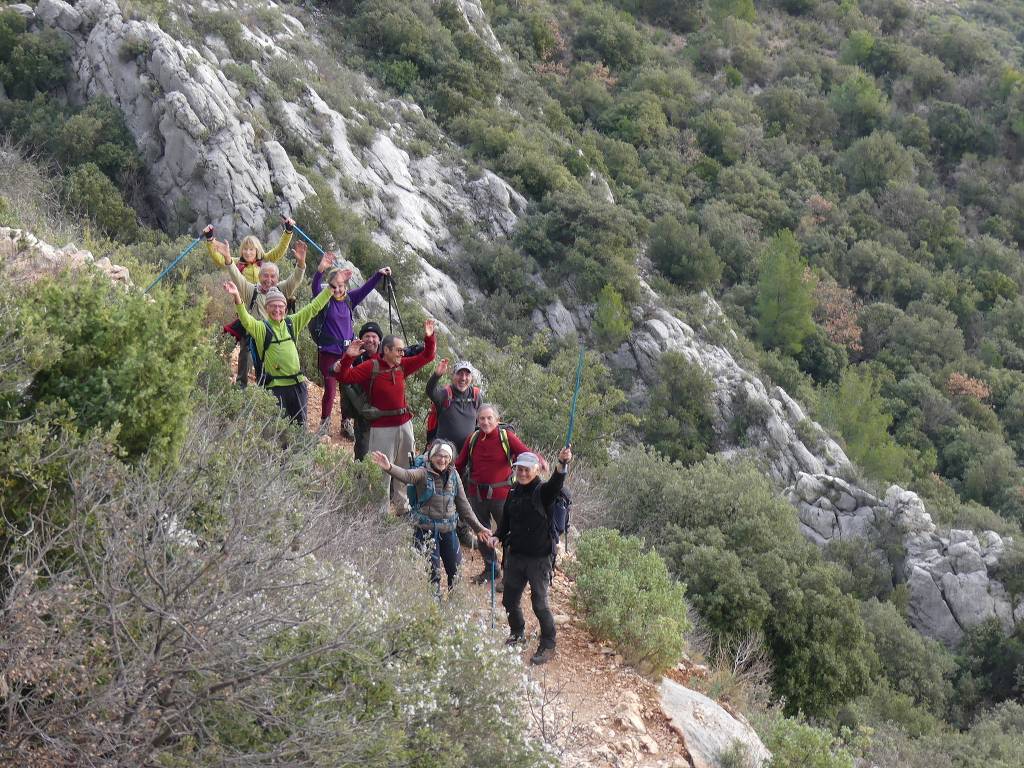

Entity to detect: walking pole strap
[144,237,202,294]
[291,223,326,256]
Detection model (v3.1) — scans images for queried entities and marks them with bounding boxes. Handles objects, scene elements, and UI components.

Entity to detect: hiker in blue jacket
[310,245,392,438]
[488,445,572,665]
[370,440,491,589]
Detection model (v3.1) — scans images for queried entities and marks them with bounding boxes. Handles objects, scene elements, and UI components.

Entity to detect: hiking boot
[471,567,495,585]
[505,633,526,647]
[341,418,355,440]
[530,645,556,665]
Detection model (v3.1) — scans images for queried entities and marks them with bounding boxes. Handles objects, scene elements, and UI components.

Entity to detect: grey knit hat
[264,287,287,307]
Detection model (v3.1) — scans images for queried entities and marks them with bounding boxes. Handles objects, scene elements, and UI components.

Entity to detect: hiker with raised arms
[311,249,392,438]
[223,277,331,424]
[343,321,384,460]
[425,359,482,449]
[486,445,573,665]
[454,404,544,591]
[205,222,304,388]
[335,317,437,513]
[370,440,492,590]
[206,217,295,283]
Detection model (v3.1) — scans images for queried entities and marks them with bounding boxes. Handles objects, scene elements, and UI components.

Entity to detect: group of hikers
[204,219,573,666]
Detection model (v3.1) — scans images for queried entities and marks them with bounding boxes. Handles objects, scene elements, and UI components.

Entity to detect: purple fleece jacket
[311,269,384,354]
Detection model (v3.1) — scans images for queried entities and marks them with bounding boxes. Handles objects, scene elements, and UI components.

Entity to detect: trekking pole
[490,558,496,629]
[563,345,585,554]
[143,236,202,293]
[386,276,410,340]
[290,222,327,256]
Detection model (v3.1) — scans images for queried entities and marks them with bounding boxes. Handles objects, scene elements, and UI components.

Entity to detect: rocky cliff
[28,0,1021,644]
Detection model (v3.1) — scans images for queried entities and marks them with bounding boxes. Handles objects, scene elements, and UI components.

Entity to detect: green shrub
[763,715,855,768]
[597,452,876,716]
[817,365,916,483]
[571,528,689,674]
[21,271,204,463]
[64,163,140,242]
[640,351,715,465]
[648,214,723,291]
[0,27,70,99]
[592,283,632,351]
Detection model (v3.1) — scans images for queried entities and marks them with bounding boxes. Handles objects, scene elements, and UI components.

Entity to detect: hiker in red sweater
[454,404,544,589]
[336,318,437,512]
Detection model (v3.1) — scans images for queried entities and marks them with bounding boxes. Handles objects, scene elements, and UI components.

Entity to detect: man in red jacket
[336,318,437,512]
[454,404,543,589]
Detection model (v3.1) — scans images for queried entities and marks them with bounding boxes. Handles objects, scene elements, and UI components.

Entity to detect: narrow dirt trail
[234,355,696,766]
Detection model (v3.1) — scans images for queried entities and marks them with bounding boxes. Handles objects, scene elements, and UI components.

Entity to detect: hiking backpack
[253,317,299,386]
[465,423,514,467]
[406,455,462,530]
[532,484,573,561]
[425,385,482,443]
[222,289,260,341]
[342,359,410,421]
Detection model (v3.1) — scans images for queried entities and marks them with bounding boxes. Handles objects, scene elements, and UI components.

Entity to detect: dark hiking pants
[502,553,555,648]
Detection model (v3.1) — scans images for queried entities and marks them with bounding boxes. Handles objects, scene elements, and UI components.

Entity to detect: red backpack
[425,385,481,442]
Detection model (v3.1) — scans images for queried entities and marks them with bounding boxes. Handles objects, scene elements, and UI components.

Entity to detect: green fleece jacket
[237,286,331,388]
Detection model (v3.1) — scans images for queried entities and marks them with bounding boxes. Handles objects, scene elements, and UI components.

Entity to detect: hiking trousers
[469,494,505,571]
[368,421,415,512]
[502,553,555,648]
[271,382,308,425]
[317,350,345,424]
[414,527,461,589]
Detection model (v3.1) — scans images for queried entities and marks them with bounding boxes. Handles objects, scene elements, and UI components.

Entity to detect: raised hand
[345,339,365,357]
[558,445,573,465]
[317,250,336,274]
[370,451,391,470]
[222,281,241,303]
[213,239,231,260]
[293,240,308,268]
[424,318,436,337]
[336,267,353,285]
[282,215,295,232]
[202,224,214,240]
[378,266,393,277]
[436,358,449,376]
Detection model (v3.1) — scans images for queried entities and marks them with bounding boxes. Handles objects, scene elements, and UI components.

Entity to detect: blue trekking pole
[290,222,327,256]
[563,345,585,554]
[143,237,202,294]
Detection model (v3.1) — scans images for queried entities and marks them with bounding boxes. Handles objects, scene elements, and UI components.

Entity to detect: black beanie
[359,321,384,339]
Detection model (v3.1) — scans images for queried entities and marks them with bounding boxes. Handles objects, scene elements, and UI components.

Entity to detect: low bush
[640,351,715,464]
[571,528,689,675]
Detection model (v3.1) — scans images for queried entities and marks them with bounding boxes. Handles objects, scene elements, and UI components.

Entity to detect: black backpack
[533,484,572,560]
[255,317,300,387]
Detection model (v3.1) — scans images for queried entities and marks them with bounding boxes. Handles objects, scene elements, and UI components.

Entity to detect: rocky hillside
[19,0,1023,648]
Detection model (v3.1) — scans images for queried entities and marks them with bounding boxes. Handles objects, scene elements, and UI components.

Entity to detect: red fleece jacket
[454,426,532,501]
[336,333,436,427]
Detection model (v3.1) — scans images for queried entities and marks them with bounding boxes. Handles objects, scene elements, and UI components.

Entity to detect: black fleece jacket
[495,468,567,558]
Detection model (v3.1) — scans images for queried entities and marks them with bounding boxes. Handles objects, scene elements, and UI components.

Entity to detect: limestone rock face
[659,679,771,768]
[40,0,525,253]
[786,472,1022,644]
[619,302,851,485]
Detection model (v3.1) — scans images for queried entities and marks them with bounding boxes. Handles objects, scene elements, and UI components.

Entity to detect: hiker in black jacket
[342,321,383,459]
[490,445,572,666]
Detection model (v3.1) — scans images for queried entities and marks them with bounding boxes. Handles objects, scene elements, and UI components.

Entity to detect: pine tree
[593,283,632,351]
[757,230,815,356]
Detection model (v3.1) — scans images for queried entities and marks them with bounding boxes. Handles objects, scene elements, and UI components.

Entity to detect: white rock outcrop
[0,227,132,287]
[787,473,1022,645]
[41,0,525,252]
[660,679,771,768]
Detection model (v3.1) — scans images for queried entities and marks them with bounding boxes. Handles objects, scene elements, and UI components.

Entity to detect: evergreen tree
[593,283,633,351]
[757,230,815,356]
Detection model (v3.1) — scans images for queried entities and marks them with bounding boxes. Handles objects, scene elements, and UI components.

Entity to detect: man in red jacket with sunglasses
[336,318,436,512]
